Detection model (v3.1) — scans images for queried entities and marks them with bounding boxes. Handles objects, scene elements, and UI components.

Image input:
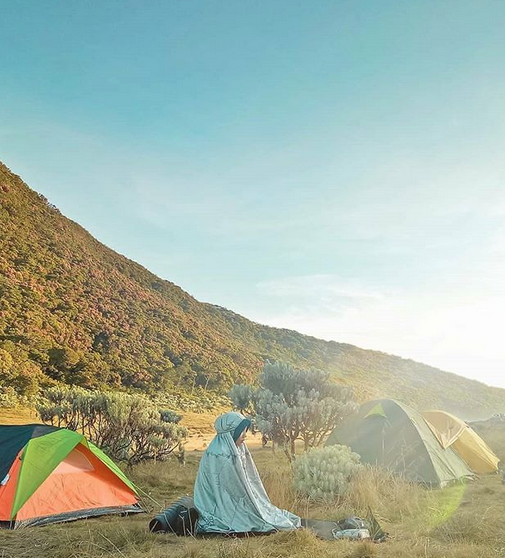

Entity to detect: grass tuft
[347,540,377,558]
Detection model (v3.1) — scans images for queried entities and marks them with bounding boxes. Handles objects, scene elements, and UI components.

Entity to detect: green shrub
[228,384,255,414]
[293,444,361,501]
[0,346,46,399]
[37,387,187,465]
[160,409,182,423]
[155,389,230,413]
[0,385,26,408]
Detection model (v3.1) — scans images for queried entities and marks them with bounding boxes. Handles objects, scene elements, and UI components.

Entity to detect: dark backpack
[149,496,199,536]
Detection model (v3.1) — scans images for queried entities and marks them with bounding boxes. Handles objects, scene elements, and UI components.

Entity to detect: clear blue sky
[1,1,505,387]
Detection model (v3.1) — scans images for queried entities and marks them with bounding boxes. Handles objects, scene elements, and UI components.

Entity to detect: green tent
[325,399,474,487]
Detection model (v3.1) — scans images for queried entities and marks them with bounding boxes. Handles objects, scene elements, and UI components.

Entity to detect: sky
[1,1,505,387]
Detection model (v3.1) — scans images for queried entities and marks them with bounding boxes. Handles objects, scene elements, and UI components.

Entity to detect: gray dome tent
[325,399,474,487]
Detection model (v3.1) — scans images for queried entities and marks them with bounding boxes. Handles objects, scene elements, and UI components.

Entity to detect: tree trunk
[284,446,293,463]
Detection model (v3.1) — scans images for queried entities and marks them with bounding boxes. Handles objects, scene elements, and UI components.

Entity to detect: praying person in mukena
[193,411,300,534]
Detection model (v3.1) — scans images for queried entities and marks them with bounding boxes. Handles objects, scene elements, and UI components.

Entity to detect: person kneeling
[193,411,300,534]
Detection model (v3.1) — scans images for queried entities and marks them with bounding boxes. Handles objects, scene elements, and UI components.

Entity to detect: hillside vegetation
[1,160,503,418]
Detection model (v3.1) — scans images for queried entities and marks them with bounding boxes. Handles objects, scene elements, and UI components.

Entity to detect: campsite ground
[2,412,505,558]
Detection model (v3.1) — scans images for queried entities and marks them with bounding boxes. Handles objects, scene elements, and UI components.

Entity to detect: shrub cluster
[293,444,362,501]
[37,387,187,465]
[156,389,230,413]
[0,386,30,408]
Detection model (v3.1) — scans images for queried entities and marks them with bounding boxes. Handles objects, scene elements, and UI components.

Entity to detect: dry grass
[0,407,39,425]
[179,411,219,434]
[346,466,428,520]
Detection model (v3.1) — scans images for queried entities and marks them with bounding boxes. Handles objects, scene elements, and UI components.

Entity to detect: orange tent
[0,424,142,528]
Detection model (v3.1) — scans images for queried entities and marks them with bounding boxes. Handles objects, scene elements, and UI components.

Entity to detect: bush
[228,384,255,414]
[0,386,27,408]
[155,389,230,413]
[293,444,361,501]
[160,409,182,423]
[37,387,187,465]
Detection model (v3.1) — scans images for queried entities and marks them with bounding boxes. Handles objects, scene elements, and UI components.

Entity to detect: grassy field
[2,443,505,558]
[2,409,505,557]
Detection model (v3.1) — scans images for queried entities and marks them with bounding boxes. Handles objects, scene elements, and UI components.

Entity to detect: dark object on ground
[202,529,277,538]
[149,496,198,535]
[302,516,378,542]
[150,497,388,542]
[330,511,387,543]
[365,508,388,543]
[150,497,276,537]
[337,516,368,530]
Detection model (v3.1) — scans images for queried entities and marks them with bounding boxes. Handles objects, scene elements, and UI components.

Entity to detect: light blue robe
[194,411,301,533]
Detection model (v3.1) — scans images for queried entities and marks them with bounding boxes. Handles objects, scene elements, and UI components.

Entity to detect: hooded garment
[194,411,301,533]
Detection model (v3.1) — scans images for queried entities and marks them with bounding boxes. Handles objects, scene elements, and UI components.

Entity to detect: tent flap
[87,443,138,495]
[0,424,58,483]
[422,410,500,474]
[11,429,84,518]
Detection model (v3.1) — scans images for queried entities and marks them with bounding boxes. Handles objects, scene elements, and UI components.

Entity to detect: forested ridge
[1,161,503,418]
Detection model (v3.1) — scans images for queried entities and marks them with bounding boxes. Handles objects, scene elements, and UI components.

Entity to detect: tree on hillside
[233,361,358,461]
[228,384,255,414]
[45,347,121,389]
[0,344,49,398]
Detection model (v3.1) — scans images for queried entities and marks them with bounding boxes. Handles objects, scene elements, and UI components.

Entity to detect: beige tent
[422,410,500,474]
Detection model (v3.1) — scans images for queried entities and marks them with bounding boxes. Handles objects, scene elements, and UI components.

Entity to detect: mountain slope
[0,161,503,419]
